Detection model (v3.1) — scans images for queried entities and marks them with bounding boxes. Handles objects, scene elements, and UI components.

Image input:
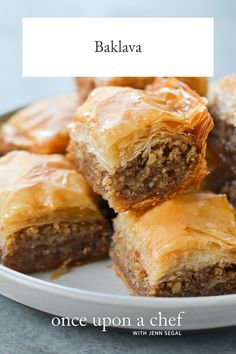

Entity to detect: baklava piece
[208,74,236,166]
[201,147,234,192]
[75,77,155,102]
[110,192,236,297]
[69,78,213,212]
[177,77,208,97]
[75,78,96,104]
[75,77,207,103]
[0,151,110,273]
[202,147,236,207]
[0,93,79,155]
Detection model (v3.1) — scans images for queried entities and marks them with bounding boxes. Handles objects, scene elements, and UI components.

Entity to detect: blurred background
[0,0,236,111]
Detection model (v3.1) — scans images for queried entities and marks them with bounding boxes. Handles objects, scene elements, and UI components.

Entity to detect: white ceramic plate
[0,108,236,331]
[1,260,236,331]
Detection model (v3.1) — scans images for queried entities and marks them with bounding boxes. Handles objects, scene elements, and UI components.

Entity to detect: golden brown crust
[177,77,208,97]
[74,77,155,103]
[75,77,208,103]
[0,132,16,155]
[93,77,155,89]
[70,78,212,172]
[112,192,236,282]
[111,192,236,296]
[0,93,79,155]
[75,78,96,104]
[0,151,105,239]
[69,79,213,211]
[0,151,111,273]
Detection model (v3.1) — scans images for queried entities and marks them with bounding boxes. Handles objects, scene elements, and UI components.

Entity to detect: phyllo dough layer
[174,77,208,97]
[110,192,236,296]
[0,93,79,155]
[75,77,208,103]
[75,77,155,102]
[69,78,213,212]
[0,151,110,273]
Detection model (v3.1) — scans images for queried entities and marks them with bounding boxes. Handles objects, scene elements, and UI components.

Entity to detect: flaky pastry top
[1,93,79,154]
[0,151,101,238]
[70,79,213,173]
[176,77,208,97]
[115,192,236,283]
[75,77,207,102]
[93,77,155,89]
[75,77,155,103]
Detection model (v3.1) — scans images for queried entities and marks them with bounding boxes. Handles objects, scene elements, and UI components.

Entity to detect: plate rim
[1,264,236,309]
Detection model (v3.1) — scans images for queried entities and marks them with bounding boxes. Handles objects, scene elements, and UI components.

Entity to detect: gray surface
[1,0,236,353]
[0,295,236,354]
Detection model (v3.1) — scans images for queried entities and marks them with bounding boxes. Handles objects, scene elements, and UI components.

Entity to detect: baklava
[201,146,234,193]
[208,74,236,166]
[111,192,236,297]
[0,151,110,273]
[69,78,213,212]
[176,77,208,97]
[202,147,236,207]
[75,77,207,103]
[75,77,155,102]
[0,93,79,155]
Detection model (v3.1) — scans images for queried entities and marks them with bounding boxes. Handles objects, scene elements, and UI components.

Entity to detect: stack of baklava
[0,94,110,273]
[1,76,236,297]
